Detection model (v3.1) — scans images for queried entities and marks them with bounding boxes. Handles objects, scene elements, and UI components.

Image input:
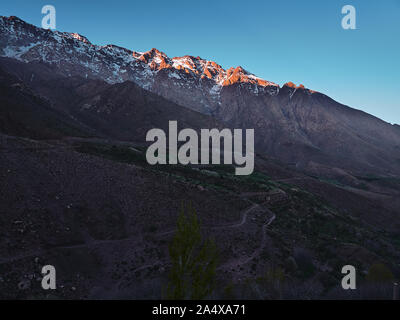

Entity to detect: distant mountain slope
[218,82,400,176]
[0,64,90,139]
[0,57,219,142]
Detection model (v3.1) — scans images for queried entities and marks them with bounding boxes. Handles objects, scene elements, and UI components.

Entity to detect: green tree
[166,202,218,299]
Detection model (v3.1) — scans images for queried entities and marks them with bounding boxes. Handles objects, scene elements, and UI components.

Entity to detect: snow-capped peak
[70,33,91,44]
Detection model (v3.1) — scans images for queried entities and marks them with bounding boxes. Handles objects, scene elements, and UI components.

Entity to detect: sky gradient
[1,0,399,124]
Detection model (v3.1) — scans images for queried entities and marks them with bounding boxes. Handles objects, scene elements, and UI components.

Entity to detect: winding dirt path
[155,203,260,237]
[0,237,142,265]
[218,207,275,271]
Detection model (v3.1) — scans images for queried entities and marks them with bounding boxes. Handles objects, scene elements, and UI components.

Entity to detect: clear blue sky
[1,0,399,124]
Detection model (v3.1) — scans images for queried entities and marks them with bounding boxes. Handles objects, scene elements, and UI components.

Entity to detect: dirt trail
[156,203,259,237]
[218,207,275,271]
[0,237,142,265]
[155,195,277,273]
[275,177,306,183]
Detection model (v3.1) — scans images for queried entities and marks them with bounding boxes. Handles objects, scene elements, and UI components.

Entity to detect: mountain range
[2,16,399,178]
[0,15,399,299]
